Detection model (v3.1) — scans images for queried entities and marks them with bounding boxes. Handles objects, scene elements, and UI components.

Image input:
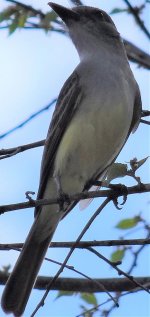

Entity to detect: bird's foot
[109,184,128,210]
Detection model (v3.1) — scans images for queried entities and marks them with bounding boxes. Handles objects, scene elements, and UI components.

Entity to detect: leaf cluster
[0,4,57,34]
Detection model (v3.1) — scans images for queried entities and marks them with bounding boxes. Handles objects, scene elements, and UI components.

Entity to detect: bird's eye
[94,10,105,20]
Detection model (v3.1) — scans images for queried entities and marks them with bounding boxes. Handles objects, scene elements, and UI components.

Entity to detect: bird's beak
[48,2,79,23]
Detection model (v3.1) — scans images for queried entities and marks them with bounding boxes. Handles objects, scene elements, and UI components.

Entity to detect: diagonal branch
[123,39,150,69]
[123,0,150,39]
[0,98,56,140]
[5,0,45,18]
[87,247,149,293]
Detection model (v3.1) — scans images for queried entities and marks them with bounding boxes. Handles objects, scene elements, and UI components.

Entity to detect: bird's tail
[1,205,62,317]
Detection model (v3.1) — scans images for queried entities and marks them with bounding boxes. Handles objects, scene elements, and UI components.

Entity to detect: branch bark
[0,183,149,214]
[0,272,149,292]
[0,238,150,251]
[123,39,150,69]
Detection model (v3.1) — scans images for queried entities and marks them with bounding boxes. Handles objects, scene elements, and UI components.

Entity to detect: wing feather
[35,72,82,214]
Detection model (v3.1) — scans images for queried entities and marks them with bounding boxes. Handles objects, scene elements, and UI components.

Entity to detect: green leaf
[40,11,57,30]
[111,249,125,262]
[45,11,57,22]
[56,290,75,300]
[110,8,128,14]
[0,6,16,22]
[80,293,98,306]
[116,216,141,230]
[106,163,128,184]
[18,13,28,27]
[8,14,19,35]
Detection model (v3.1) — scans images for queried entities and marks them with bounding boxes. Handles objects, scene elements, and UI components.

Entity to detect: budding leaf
[116,216,141,230]
[110,8,128,14]
[111,249,125,262]
[56,290,75,300]
[80,293,98,306]
[106,163,128,184]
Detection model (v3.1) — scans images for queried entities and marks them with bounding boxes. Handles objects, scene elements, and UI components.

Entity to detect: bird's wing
[35,71,82,215]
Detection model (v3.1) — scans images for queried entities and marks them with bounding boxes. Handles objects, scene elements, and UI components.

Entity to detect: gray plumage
[1,3,141,316]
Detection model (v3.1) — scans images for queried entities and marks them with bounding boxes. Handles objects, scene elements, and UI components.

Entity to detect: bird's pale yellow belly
[54,98,132,195]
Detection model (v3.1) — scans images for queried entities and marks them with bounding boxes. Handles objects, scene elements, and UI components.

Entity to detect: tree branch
[0,140,45,160]
[0,272,149,292]
[5,0,45,18]
[87,247,149,293]
[0,183,149,214]
[140,119,150,125]
[70,0,83,5]
[123,0,150,40]
[0,98,56,140]
[123,39,150,69]
[1,238,150,251]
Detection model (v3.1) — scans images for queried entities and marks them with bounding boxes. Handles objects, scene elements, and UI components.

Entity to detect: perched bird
[1,2,141,316]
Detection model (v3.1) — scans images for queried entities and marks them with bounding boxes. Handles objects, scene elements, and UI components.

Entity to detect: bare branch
[70,0,83,5]
[87,247,150,293]
[76,282,150,317]
[123,0,150,40]
[0,183,149,215]
[128,231,150,275]
[5,0,45,18]
[0,98,56,140]
[123,39,150,69]
[141,110,150,117]
[0,140,45,160]
[0,272,149,292]
[140,119,150,125]
[98,223,150,316]
[1,238,150,251]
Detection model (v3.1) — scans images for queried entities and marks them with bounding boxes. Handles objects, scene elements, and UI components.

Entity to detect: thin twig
[0,98,56,140]
[70,0,83,5]
[5,0,45,18]
[76,282,150,317]
[87,247,150,293]
[1,238,150,251]
[128,231,150,275]
[140,119,150,125]
[45,258,115,300]
[141,110,150,117]
[0,140,45,160]
[95,224,150,316]
[123,0,150,39]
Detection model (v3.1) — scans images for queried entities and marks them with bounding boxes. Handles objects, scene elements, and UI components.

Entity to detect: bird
[1,2,141,316]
